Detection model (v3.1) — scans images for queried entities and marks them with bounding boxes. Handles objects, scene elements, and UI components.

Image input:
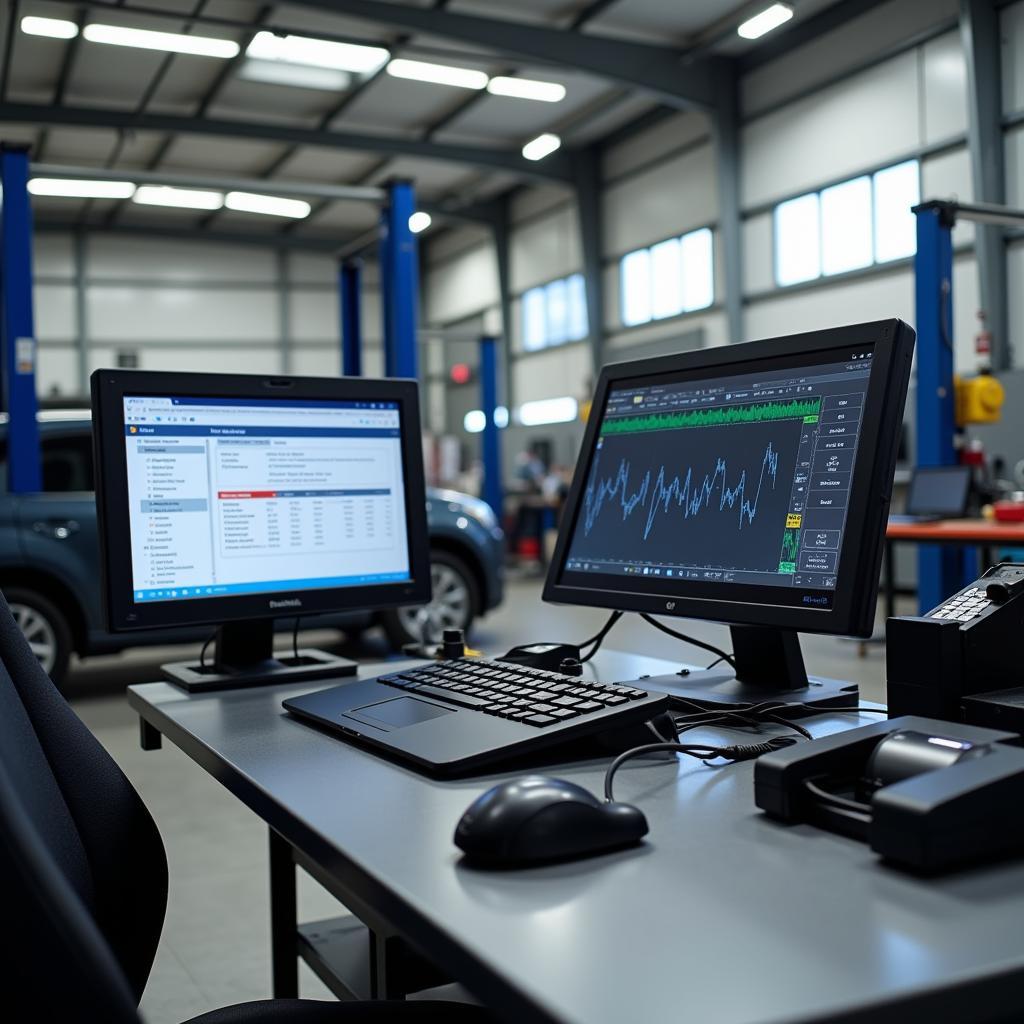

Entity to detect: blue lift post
[479,336,503,519]
[380,180,419,380]
[913,202,968,613]
[0,145,42,493]
[339,259,363,376]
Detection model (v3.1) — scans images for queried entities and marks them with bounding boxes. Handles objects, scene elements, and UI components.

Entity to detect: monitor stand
[161,619,357,693]
[634,625,858,715]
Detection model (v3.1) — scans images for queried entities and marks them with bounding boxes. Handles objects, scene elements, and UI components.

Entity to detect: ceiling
[0,0,852,248]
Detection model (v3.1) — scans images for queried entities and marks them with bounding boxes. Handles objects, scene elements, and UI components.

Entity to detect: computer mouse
[454,776,649,867]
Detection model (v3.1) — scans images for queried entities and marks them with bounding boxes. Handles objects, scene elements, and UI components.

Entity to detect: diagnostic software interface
[563,348,875,595]
[123,396,410,603]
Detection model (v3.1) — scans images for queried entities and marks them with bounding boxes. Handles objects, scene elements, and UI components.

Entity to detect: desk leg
[139,717,162,751]
[269,829,299,998]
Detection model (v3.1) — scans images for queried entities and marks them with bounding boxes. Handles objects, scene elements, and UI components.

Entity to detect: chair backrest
[0,590,168,1016]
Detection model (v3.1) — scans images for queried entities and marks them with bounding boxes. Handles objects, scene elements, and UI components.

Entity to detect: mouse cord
[578,611,623,664]
[603,737,799,803]
[639,614,735,670]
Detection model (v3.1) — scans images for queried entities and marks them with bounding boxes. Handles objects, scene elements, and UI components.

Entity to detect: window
[520,273,588,351]
[774,159,920,287]
[619,227,714,328]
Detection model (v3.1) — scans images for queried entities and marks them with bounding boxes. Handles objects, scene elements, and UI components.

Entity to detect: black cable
[292,616,301,663]
[579,611,623,664]
[803,777,871,814]
[199,630,216,671]
[604,736,798,802]
[705,653,732,670]
[639,614,735,670]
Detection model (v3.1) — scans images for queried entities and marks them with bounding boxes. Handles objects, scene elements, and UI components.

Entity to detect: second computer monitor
[544,320,914,701]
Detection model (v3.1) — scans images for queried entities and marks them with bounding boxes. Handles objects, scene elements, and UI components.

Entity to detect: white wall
[31,233,384,398]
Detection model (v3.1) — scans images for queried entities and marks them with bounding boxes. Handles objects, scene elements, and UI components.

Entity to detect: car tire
[4,587,73,688]
[381,550,480,650]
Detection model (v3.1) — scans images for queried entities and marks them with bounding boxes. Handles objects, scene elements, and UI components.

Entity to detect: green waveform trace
[603,397,822,435]
[779,528,801,563]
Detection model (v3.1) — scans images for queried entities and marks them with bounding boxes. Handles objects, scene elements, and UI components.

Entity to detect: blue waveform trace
[582,442,780,540]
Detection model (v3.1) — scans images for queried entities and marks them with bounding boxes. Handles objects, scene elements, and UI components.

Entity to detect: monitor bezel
[542,319,915,638]
[91,369,432,633]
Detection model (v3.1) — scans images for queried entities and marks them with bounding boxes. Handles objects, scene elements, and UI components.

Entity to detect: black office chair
[0,591,491,1023]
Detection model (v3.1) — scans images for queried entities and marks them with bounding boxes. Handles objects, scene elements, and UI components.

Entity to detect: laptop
[889,465,972,524]
[282,660,670,777]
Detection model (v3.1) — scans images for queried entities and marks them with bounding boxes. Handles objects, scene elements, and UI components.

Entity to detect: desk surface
[887,517,1024,542]
[129,651,1024,1024]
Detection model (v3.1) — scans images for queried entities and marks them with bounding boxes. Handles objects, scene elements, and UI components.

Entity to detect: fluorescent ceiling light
[29,178,135,199]
[239,59,351,91]
[133,185,225,210]
[82,24,239,58]
[246,31,388,72]
[518,396,577,426]
[737,3,793,40]
[487,76,565,103]
[464,407,509,433]
[21,16,79,39]
[408,211,432,234]
[521,133,561,161]
[225,192,310,218]
[386,58,487,90]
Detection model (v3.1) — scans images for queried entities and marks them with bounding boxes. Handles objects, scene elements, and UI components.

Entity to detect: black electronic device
[887,562,1024,730]
[282,658,670,777]
[91,369,431,691]
[754,715,1024,871]
[454,775,649,866]
[888,464,972,523]
[499,641,584,675]
[544,319,915,710]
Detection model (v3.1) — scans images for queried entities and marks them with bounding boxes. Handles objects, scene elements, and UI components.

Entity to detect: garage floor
[67,578,901,1023]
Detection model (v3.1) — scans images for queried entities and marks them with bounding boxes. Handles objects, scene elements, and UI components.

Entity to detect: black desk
[129,651,1024,1024]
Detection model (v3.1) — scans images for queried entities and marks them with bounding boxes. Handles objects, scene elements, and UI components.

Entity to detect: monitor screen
[906,465,971,517]
[545,319,920,639]
[123,395,411,603]
[92,370,430,633]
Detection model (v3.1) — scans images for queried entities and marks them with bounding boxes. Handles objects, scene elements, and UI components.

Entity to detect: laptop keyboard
[378,660,650,728]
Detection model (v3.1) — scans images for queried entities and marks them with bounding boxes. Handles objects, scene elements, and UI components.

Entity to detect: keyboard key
[531,691,558,702]
[552,695,582,707]
[551,708,579,720]
[523,714,558,726]
[604,695,628,706]
[528,703,557,714]
[574,701,602,713]
[414,685,490,708]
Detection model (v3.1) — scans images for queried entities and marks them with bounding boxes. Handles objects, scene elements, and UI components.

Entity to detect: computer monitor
[905,465,971,518]
[91,370,431,691]
[544,319,915,708]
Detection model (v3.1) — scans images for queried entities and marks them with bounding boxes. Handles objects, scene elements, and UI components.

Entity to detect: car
[0,411,504,687]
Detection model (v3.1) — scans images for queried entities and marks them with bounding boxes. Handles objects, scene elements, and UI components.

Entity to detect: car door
[13,430,105,633]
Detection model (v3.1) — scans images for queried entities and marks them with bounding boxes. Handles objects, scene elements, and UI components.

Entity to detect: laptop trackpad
[345,697,454,732]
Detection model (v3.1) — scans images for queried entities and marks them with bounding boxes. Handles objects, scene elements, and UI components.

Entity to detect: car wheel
[4,587,73,687]
[381,550,480,650]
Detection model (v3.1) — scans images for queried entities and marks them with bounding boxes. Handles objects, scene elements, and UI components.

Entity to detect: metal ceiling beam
[0,102,573,181]
[34,218,351,252]
[284,0,720,111]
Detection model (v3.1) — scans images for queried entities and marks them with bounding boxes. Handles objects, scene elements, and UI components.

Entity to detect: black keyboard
[377,659,651,728]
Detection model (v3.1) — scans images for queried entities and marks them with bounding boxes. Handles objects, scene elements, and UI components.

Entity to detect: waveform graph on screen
[568,405,807,574]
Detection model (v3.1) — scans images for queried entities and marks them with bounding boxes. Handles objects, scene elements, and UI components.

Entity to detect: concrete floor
[68,578,906,1022]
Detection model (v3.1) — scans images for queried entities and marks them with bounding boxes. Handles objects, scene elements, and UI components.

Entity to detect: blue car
[0,412,504,686]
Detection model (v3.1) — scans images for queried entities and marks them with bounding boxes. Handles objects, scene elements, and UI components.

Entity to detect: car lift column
[0,144,42,493]
[340,259,363,377]
[380,181,419,380]
[479,335,503,518]
[913,201,965,613]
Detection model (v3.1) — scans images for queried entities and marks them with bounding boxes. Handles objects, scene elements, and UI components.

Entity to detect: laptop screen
[906,466,971,517]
